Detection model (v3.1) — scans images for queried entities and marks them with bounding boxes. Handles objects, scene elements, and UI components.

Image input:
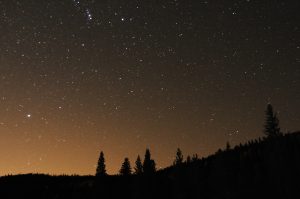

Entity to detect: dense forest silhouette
[0,104,299,199]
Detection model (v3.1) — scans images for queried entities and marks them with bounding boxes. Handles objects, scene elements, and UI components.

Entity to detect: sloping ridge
[158,131,300,199]
[0,132,299,199]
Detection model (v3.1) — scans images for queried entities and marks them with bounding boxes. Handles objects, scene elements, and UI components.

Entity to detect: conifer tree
[96,151,106,176]
[186,155,191,164]
[134,155,143,174]
[120,157,132,176]
[173,148,183,165]
[264,104,281,137]
[192,154,198,162]
[226,141,231,150]
[143,148,156,174]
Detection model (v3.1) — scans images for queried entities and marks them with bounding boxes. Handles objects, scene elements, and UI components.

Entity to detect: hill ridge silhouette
[0,131,299,198]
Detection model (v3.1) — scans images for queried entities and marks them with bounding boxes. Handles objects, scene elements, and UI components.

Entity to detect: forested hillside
[0,132,299,199]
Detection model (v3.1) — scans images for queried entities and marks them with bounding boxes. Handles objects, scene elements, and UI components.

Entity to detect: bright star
[86,9,92,21]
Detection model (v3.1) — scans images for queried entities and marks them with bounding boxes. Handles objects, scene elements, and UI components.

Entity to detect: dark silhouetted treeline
[1,131,300,199]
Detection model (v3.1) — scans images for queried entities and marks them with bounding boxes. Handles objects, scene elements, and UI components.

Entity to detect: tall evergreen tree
[226,141,231,150]
[264,104,281,137]
[119,157,132,176]
[96,151,106,176]
[134,155,143,174]
[192,154,198,162]
[143,148,156,174]
[173,148,183,165]
[186,155,191,164]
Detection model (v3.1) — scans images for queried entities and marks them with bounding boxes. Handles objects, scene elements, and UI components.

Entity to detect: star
[86,9,93,21]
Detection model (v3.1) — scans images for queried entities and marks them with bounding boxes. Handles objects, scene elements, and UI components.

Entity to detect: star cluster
[0,0,299,175]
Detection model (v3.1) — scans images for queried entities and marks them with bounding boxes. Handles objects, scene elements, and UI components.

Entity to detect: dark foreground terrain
[1,132,300,199]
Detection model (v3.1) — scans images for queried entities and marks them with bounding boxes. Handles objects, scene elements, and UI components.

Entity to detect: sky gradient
[0,0,299,175]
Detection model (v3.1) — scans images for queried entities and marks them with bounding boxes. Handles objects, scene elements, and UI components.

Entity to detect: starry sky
[0,0,299,175]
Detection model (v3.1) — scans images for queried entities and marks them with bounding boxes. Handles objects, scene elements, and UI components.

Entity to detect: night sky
[0,0,299,175]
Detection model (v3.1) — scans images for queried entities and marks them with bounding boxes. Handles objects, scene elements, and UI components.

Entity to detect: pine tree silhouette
[96,151,106,176]
[173,148,183,165]
[192,154,198,162]
[186,155,191,164]
[134,155,143,174]
[264,104,281,137]
[119,157,132,176]
[226,141,231,150]
[143,148,156,174]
